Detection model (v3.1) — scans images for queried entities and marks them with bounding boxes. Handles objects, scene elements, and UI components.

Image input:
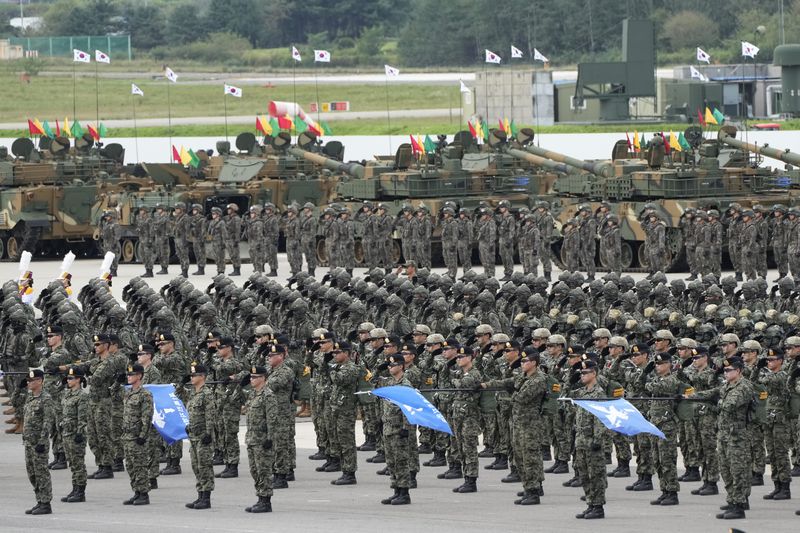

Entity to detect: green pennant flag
[712,108,724,125]
[423,135,435,153]
[481,119,489,141]
[42,120,55,139]
[295,116,308,134]
[321,121,333,135]
[71,119,84,138]
[678,132,692,151]
[188,148,200,168]
[640,133,646,149]
[510,119,519,137]
[98,123,108,138]
[268,117,279,137]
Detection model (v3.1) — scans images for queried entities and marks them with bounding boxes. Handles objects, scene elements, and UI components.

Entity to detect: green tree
[166,2,206,46]
[662,10,718,51]
[122,2,166,50]
[205,0,267,47]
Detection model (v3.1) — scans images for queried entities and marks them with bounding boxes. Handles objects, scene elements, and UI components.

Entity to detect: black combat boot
[735,272,743,282]
[186,492,202,509]
[248,496,272,513]
[417,443,432,454]
[583,505,605,519]
[112,457,125,472]
[633,474,653,491]
[773,480,791,500]
[123,492,140,505]
[409,471,417,489]
[562,474,579,487]
[150,478,158,489]
[439,462,462,479]
[550,460,569,474]
[61,485,77,502]
[367,451,385,463]
[423,450,446,467]
[764,481,781,500]
[30,502,52,515]
[717,503,745,519]
[659,491,679,505]
[230,267,241,276]
[332,472,357,485]
[357,440,375,452]
[142,269,154,278]
[286,470,295,481]
[613,460,631,478]
[192,267,204,275]
[180,268,188,278]
[49,452,67,470]
[519,490,540,505]
[67,485,85,503]
[752,472,764,486]
[490,454,509,470]
[575,505,593,519]
[501,466,521,483]
[316,457,332,472]
[390,487,411,505]
[478,446,494,458]
[273,473,289,489]
[381,488,400,505]
[160,459,181,475]
[679,466,700,482]
[218,464,238,478]
[93,465,114,479]
[376,466,390,476]
[309,448,326,460]
[132,492,150,505]
[697,481,718,495]
[457,476,477,493]
[323,458,342,473]
[542,445,552,461]
[157,267,168,275]
[192,491,210,510]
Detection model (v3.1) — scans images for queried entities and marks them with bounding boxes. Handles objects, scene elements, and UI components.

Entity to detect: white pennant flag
[689,66,707,82]
[510,45,523,58]
[459,80,470,94]
[533,48,549,63]
[95,50,110,63]
[224,84,242,97]
[696,47,710,64]
[164,67,178,83]
[292,46,302,62]
[742,41,759,58]
[485,49,502,64]
[384,64,399,77]
[131,83,144,96]
[73,49,90,63]
[314,50,331,63]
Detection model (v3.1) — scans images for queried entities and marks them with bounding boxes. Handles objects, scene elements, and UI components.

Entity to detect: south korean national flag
[315,50,331,63]
[224,84,242,97]
[73,49,90,63]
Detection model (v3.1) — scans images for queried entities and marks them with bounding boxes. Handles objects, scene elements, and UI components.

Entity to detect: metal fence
[9,35,131,60]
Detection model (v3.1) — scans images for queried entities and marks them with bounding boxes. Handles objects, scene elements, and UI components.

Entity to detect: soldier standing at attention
[100,211,122,277]
[645,212,666,277]
[40,325,71,470]
[184,363,215,510]
[59,366,89,504]
[86,334,116,480]
[740,210,759,280]
[753,205,769,278]
[786,208,800,278]
[574,360,608,520]
[246,205,266,274]
[511,348,548,505]
[299,203,318,276]
[376,203,395,270]
[152,204,171,275]
[535,201,554,280]
[206,207,228,275]
[724,204,744,281]
[321,207,337,270]
[577,205,597,280]
[440,207,459,279]
[414,206,433,269]
[644,352,681,506]
[380,354,413,505]
[135,206,155,278]
[599,214,622,277]
[398,206,414,265]
[136,344,162,489]
[771,205,789,279]
[265,344,296,488]
[189,204,207,276]
[23,369,55,515]
[213,337,245,479]
[680,208,698,280]
[263,203,281,276]
[456,208,474,276]
[284,205,303,276]
[476,208,497,277]
[326,341,361,486]
[705,209,724,277]
[244,365,279,513]
[450,346,483,494]
[122,363,153,506]
[155,333,188,476]
[337,208,356,275]
[358,201,377,269]
[172,202,191,278]
[497,200,516,281]
[519,214,540,276]
[224,203,243,276]
[757,348,792,501]
[561,219,580,272]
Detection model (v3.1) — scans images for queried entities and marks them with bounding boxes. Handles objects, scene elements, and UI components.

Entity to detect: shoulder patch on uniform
[612,387,624,398]
[551,383,561,393]
[759,391,768,401]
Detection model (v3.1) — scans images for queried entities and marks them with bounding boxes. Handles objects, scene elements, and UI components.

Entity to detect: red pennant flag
[625,132,631,149]
[55,120,61,137]
[661,131,670,154]
[256,116,266,134]
[697,109,706,126]
[409,135,421,154]
[277,115,292,130]
[28,119,44,136]
[87,124,100,141]
[468,121,477,139]
[172,145,181,163]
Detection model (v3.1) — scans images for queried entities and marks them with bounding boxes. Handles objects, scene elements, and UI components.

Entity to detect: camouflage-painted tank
[548,125,800,272]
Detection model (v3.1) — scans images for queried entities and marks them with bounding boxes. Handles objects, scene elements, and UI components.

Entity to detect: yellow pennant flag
[633,130,640,150]
[33,118,45,134]
[504,118,511,135]
[475,121,484,143]
[179,146,192,165]
[669,131,681,152]
[260,116,273,135]
[704,107,717,125]
[63,117,72,138]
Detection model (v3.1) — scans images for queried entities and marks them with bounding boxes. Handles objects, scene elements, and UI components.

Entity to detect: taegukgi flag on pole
[314,50,331,62]
[144,384,189,444]
[131,83,144,96]
[292,46,302,62]
[73,49,90,63]
[224,84,242,97]
[741,41,759,58]
[696,47,710,63]
[370,386,452,434]
[384,64,399,77]
[689,66,707,82]
[95,50,110,63]
[485,49,501,63]
[533,48,549,63]
[164,67,178,83]
[572,398,666,439]
[510,45,523,58]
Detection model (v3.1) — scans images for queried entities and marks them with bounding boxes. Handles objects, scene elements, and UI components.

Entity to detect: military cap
[654,329,675,342]
[426,333,445,345]
[386,354,405,366]
[206,330,221,340]
[191,203,203,211]
[720,333,740,345]
[250,365,268,376]
[65,366,85,379]
[456,346,473,357]
[532,328,551,340]
[28,368,45,379]
[547,334,567,346]
[303,202,315,210]
[608,336,629,350]
[137,343,155,354]
[766,347,784,359]
[332,340,352,352]
[158,332,176,342]
[592,328,611,339]
[46,325,63,335]
[254,324,274,336]
[676,338,698,349]
[724,356,744,370]
[653,352,671,364]
[127,363,145,375]
[629,343,649,355]
[580,360,598,371]
[211,206,222,214]
[491,333,510,344]
[740,339,761,352]
[441,337,459,349]
[369,327,388,340]
[174,202,186,210]
[412,325,431,336]
[189,362,207,375]
[108,333,121,345]
[398,343,415,354]
[268,344,287,355]
[93,333,111,343]
[358,322,376,333]
[504,340,521,351]
[566,344,585,357]
[521,348,540,363]
[218,336,234,348]
[385,335,401,346]
[784,336,800,347]
[475,324,494,335]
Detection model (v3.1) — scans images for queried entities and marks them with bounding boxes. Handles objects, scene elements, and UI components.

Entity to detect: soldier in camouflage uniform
[440,207,459,279]
[680,208,698,280]
[724,204,744,281]
[284,206,303,276]
[244,364,279,513]
[380,354,413,505]
[644,212,666,277]
[398,206,414,265]
[511,349,548,505]
[206,207,228,275]
[574,360,608,520]
[172,202,191,278]
[476,208,496,277]
[624,343,655,491]
[212,337,245,479]
[376,204,395,269]
[644,352,681,506]
[561,219,580,272]
[100,211,122,276]
[135,206,155,278]
[246,205,266,274]
[59,366,88,504]
[497,201,516,280]
[23,369,55,515]
[184,362,215,510]
[152,204,171,275]
[122,363,153,506]
[189,204,207,275]
[519,214,540,276]
[300,203,318,276]
[704,210,724,277]
[787,208,800,278]
[86,334,117,480]
[753,206,769,278]
[336,208,355,275]
[450,345,483,493]
[136,344,162,487]
[457,208,474,275]
[265,344,296,488]
[757,348,792,500]
[155,333,188,475]
[535,201,554,280]
[224,203,243,276]
[771,205,789,279]
[262,203,280,276]
[39,324,71,467]
[577,205,597,280]
[325,341,360,485]
[740,210,759,280]
[599,214,622,276]
[357,202,376,269]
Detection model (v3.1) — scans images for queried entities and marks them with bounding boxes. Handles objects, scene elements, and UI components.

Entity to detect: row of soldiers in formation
[4,257,800,517]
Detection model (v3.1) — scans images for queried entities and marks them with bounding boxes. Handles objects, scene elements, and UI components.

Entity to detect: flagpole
[72,60,77,120]
[131,90,139,161]
[223,84,229,143]
[384,77,392,154]
[483,62,489,127]
[314,64,321,131]
[94,58,99,128]
[292,49,298,141]
[166,77,172,162]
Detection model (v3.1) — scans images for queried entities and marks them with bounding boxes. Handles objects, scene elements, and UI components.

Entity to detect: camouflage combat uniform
[123,383,154,498]
[60,382,89,491]
[224,208,243,270]
[245,382,279,500]
[186,382,216,494]
[284,210,303,275]
[441,212,459,279]
[189,206,207,271]
[574,381,608,509]
[24,388,55,508]
[136,210,155,273]
[498,208,517,279]
[173,206,192,275]
[100,213,122,274]
[206,211,229,274]
[246,209,266,274]
[476,213,496,277]
[153,208,171,272]
[263,207,281,275]
[326,356,360,475]
[300,207,319,274]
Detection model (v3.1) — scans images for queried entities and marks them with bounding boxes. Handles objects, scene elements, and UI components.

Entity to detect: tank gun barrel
[502,147,569,173]
[718,127,800,167]
[523,145,613,178]
[288,147,365,179]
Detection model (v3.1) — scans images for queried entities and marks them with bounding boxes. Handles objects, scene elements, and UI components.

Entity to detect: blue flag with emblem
[370,385,453,435]
[573,398,665,439]
[144,384,189,444]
